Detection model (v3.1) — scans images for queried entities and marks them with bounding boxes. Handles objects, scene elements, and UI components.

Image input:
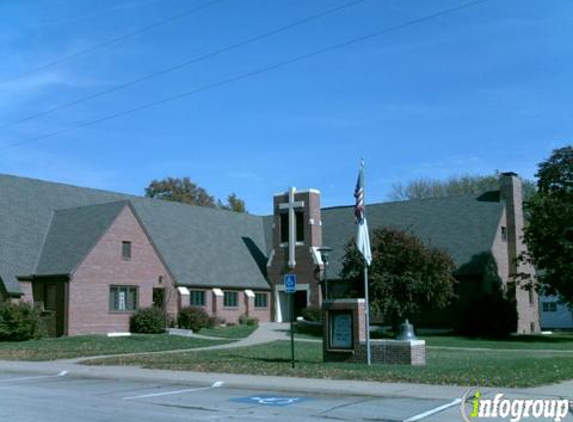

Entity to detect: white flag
[354,160,372,266]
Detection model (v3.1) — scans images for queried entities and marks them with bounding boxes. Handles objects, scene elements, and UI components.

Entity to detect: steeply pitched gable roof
[322,195,504,278]
[35,201,128,276]
[0,174,270,295]
[0,174,129,294]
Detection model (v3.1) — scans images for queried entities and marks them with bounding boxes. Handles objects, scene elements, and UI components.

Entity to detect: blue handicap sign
[284,274,296,294]
[231,395,309,407]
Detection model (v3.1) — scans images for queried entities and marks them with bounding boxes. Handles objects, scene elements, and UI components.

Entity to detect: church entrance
[32,280,67,337]
[277,289,308,322]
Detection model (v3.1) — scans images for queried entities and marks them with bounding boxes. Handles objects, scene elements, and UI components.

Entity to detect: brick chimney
[499,172,539,333]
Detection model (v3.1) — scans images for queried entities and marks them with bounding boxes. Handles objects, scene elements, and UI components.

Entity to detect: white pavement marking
[404,398,461,422]
[0,370,69,383]
[123,381,224,401]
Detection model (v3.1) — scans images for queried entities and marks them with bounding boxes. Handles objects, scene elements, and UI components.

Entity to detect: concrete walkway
[49,322,293,364]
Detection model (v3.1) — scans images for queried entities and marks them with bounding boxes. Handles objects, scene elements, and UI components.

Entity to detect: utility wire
[0,0,227,85]
[0,0,366,130]
[0,0,492,153]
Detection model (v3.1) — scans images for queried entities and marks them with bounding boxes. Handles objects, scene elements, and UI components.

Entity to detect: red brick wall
[68,206,175,335]
[249,291,271,323]
[214,289,247,324]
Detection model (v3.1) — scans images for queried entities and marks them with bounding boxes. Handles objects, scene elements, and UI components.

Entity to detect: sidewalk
[0,322,571,401]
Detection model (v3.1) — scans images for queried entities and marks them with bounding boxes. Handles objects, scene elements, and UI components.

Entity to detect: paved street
[1,326,572,421]
[1,368,572,422]
[0,370,449,422]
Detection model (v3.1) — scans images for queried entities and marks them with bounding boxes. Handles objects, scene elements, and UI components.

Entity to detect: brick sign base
[322,299,426,365]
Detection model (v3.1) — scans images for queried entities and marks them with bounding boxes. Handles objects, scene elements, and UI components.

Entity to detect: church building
[0,172,539,336]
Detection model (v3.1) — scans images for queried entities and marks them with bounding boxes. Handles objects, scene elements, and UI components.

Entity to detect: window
[542,302,557,312]
[190,290,206,307]
[152,288,164,308]
[255,293,268,308]
[122,241,132,259]
[109,286,138,312]
[224,291,238,308]
[501,227,507,242]
[279,211,305,243]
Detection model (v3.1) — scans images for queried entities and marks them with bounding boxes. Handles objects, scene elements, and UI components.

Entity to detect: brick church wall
[266,189,323,322]
[68,206,175,335]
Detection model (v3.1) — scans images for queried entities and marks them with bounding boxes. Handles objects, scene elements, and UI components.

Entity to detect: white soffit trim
[310,247,323,265]
[244,289,255,298]
[177,287,190,295]
[212,288,224,297]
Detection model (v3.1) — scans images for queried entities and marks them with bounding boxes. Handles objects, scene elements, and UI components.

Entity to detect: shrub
[0,301,45,341]
[238,314,259,327]
[301,307,323,322]
[178,307,210,332]
[207,315,225,328]
[454,293,518,338]
[246,316,259,327]
[129,307,166,334]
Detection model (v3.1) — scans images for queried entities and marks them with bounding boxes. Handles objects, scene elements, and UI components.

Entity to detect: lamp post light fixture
[317,246,333,300]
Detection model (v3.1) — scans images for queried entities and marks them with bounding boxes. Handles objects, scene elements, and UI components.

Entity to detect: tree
[389,173,536,201]
[218,193,247,213]
[145,177,216,207]
[520,146,573,305]
[340,228,456,327]
[144,177,247,212]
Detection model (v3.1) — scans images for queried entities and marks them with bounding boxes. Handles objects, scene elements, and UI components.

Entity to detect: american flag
[354,161,365,223]
[354,159,372,266]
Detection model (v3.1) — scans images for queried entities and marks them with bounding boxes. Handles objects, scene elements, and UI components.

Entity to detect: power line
[0,0,227,86]
[0,0,492,153]
[0,0,366,130]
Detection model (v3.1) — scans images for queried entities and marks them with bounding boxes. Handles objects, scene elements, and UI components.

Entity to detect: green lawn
[84,340,573,388]
[423,333,573,350]
[0,334,230,361]
[199,324,258,339]
[299,326,573,351]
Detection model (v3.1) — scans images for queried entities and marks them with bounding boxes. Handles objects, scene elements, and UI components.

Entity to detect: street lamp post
[318,247,333,301]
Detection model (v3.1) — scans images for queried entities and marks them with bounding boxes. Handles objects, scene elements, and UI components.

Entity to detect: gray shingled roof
[322,195,504,278]
[129,198,269,290]
[0,173,504,296]
[35,201,128,276]
[0,175,128,295]
[0,174,269,295]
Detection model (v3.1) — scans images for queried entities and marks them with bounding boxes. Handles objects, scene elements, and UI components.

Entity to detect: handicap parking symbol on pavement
[231,395,310,407]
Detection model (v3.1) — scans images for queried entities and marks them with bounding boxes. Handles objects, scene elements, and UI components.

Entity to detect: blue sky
[0,0,571,214]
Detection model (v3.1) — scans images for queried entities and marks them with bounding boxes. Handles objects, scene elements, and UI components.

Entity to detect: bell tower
[267,188,323,322]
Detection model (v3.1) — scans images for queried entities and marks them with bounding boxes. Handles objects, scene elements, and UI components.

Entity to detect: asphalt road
[1,370,571,422]
[0,370,455,422]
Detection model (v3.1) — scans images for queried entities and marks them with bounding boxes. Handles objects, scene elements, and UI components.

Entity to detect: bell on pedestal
[395,319,417,340]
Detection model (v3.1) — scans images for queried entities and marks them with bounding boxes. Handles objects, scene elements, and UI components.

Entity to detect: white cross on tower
[279,187,305,269]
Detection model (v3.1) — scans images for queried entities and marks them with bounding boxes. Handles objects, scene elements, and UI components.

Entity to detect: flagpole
[364,258,371,366]
[355,157,372,366]
[363,157,371,366]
